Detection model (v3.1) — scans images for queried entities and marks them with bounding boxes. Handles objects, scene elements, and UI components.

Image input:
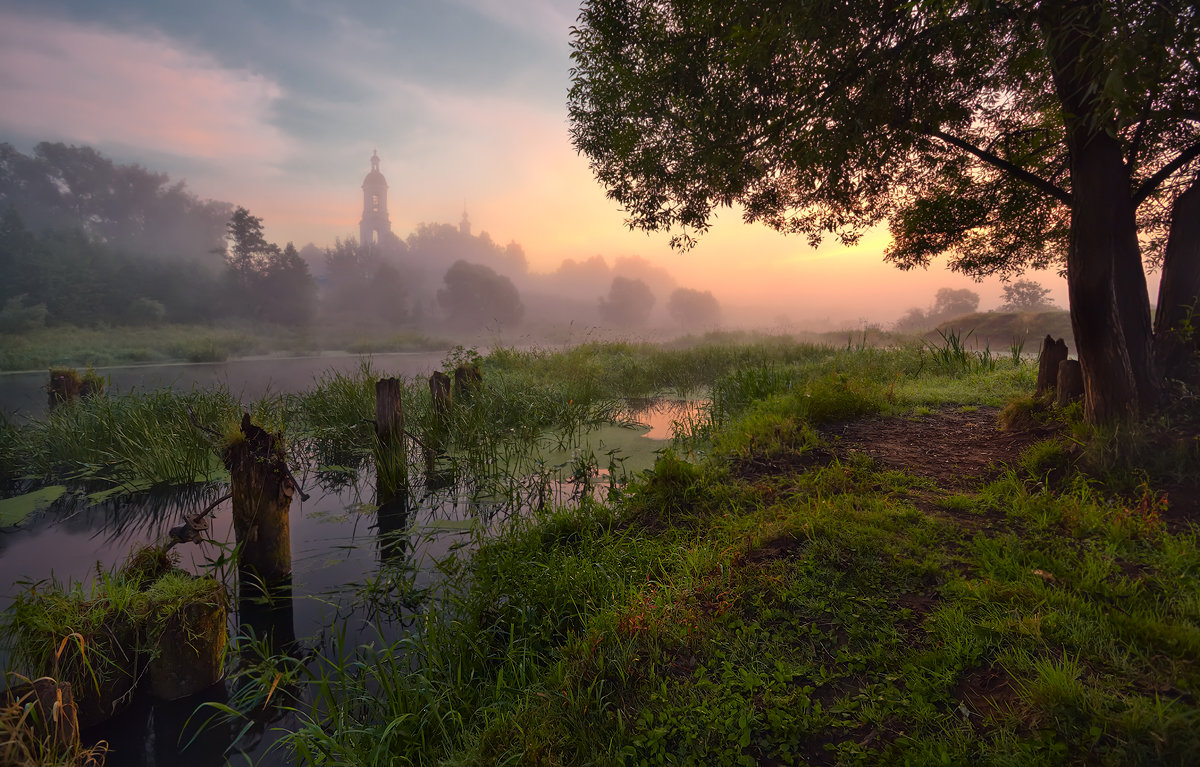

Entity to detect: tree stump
[26,677,80,753]
[147,578,228,701]
[46,369,82,409]
[375,378,407,499]
[429,371,452,422]
[1036,335,1069,395]
[223,413,294,581]
[1057,360,1085,406]
[453,365,482,402]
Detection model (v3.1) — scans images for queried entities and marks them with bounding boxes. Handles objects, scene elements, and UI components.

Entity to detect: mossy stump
[223,413,294,581]
[147,578,228,701]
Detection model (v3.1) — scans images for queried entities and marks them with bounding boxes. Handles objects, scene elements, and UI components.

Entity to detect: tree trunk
[1154,181,1200,384]
[223,413,293,581]
[1042,0,1143,423]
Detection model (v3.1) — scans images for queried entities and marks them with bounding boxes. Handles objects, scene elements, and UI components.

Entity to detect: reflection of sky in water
[0,407,689,766]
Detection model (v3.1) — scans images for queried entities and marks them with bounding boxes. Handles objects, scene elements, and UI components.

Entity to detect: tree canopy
[599,276,656,327]
[570,0,1200,421]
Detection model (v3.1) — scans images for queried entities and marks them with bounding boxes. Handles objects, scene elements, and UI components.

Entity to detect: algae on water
[0,485,66,527]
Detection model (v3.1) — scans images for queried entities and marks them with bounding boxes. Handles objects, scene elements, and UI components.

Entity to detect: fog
[0,140,1086,344]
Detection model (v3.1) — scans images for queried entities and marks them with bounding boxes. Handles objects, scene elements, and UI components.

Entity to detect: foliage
[0,141,230,261]
[568,0,1200,421]
[0,293,48,332]
[437,260,525,330]
[1001,279,1056,313]
[598,275,656,327]
[666,287,721,328]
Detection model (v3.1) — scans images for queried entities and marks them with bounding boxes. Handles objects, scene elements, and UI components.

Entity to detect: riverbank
[0,323,449,372]
[273,349,1199,765]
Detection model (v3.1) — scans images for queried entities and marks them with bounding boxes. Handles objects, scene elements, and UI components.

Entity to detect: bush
[124,297,166,326]
[0,295,48,332]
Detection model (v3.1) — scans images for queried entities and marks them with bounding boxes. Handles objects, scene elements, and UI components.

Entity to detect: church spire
[360,150,392,247]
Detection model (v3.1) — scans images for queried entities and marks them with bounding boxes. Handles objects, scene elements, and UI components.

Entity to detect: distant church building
[359,150,392,246]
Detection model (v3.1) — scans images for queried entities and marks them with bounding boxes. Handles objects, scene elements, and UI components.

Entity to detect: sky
[0,0,1078,327]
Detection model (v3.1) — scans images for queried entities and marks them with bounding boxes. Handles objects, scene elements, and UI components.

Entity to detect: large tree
[569,0,1200,422]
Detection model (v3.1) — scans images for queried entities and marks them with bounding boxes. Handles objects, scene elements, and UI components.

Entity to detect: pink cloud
[0,10,291,164]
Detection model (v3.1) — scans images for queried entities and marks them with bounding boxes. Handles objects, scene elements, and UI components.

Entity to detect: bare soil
[824,406,1056,491]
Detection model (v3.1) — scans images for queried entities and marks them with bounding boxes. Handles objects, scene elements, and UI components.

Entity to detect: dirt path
[825,406,1056,492]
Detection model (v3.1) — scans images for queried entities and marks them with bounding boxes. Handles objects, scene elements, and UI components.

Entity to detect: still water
[0,351,447,421]
[0,357,702,765]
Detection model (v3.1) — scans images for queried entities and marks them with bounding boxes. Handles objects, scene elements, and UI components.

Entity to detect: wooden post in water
[223,413,293,581]
[453,364,482,402]
[430,371,452,423]
[1035,336,1069,395]
[374,378,407,500]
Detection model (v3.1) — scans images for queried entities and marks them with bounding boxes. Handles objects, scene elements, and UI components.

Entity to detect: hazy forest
[1,2,1198,767]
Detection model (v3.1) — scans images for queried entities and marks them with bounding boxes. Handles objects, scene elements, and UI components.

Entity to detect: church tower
[359,150,391,247]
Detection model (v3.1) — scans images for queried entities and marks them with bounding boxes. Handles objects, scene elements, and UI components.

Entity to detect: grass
[3,337,1197,764]
[1,546,225,731]
[208,343,1192,767]
[0,322,452,371]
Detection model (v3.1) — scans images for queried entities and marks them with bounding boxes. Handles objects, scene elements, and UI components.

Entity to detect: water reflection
[1,396,693,765]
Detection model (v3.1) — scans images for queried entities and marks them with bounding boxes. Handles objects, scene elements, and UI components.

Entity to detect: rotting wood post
[223,413,293,581]
[374,378,407,500]
[28,677,80,753]
[147,578,228,701]
[1036,336,1069,395]
[1056,360,1085,406]
[453,364,482,402]
[46,369,81,409]
[430,371,452,424]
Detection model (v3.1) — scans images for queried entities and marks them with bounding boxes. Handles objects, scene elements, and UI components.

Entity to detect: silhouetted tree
[222,207,278,291]
[437,260,524,330]
[598,276,655,327]
[570,0,1200,421]
[932,288,980,319]
[321,236,410,326]
[1001,279,1056,313]
[0,142,230,261]
[667,288,720,328]
[260,243,317,326]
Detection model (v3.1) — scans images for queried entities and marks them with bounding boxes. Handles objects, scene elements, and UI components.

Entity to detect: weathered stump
[1035,336,1069,395]
[375,378,407,500]
[147,578,228,701]
[73,621,141,729]
[46,369,82,409]
[429,371,452,421]
[26,677,81,753]
[46,368,104,409]
[453,364,482,402]
[223,413,293,581]
[1056,360,1085,406]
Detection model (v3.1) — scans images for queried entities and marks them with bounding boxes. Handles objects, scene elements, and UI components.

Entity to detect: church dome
[362,150,388,189]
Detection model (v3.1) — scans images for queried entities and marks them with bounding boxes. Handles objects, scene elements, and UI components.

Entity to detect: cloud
[448,0,576,46]
[0,9,292,166]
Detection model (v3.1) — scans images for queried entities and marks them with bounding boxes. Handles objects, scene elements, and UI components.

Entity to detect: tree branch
[1133,140,1200,207]
[927,128,1071,204]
